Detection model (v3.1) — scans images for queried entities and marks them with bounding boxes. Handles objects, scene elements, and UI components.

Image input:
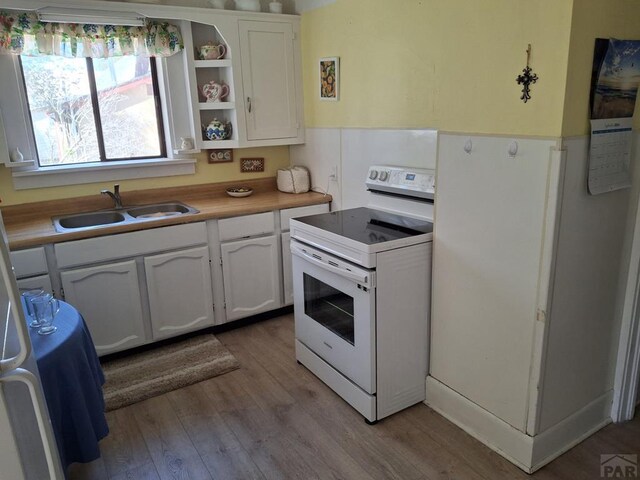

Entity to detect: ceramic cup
[180,137,195,150]
[29,293,59,335]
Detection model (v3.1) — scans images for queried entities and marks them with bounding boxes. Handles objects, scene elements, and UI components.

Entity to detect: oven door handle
[291,244,369,285]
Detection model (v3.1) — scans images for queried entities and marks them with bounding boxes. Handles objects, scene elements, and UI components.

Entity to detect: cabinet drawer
[10,247,48,278]
[55,222,208,268]
[280,204,329,231]
[218,211,275,241]
[16,274,52,294]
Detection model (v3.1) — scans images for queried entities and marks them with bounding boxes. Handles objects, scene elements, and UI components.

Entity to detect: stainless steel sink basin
[127,203,197,219]
[53,202,199,233]
[56,211,126,230]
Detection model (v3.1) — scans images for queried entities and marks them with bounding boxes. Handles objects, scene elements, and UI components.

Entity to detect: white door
[16,274,52,294]
[239,20,298,140]
[221,235,281,321]
[145,246,214,340]
[281,232,293,306]
[60,260,146,356]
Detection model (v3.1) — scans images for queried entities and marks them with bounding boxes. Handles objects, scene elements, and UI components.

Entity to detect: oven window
[303,273,355,345]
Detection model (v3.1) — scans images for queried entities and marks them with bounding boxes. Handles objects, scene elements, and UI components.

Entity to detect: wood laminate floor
[69,314,640,480]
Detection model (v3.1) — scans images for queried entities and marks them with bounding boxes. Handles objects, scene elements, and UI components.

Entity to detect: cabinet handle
[247,97,252,113]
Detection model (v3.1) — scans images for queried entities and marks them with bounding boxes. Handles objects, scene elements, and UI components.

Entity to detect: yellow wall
[0,146,289,206]
[561,0,640,136]
[302,0,573,136]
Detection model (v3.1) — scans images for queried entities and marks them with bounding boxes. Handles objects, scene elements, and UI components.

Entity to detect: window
[20,55,166,167]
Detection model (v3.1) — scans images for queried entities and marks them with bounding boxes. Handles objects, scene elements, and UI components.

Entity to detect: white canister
[269,1,283,13]
[277,166,310,194]
[235,0,261,11]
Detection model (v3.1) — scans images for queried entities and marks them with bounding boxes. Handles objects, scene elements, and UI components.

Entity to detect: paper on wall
[588,117,633,195]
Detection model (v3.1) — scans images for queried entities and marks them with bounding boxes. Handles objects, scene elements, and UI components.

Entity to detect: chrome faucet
[101,184,123,209]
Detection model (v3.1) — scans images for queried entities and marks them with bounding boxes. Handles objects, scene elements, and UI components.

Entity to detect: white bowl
[226,187,253,198]
[235,0,261,11]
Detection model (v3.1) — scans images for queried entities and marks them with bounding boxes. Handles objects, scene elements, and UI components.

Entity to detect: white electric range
[290,166,435,423]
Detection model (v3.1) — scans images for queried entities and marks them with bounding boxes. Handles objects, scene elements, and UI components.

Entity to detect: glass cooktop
[295,207,433,246]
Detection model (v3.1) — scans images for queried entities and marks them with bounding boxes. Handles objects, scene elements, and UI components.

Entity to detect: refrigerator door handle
[0,368,63,479]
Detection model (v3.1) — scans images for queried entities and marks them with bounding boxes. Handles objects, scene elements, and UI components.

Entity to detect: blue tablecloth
[28,300,109,471]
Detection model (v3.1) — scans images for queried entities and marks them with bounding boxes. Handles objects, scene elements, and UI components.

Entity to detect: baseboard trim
[425,377,614,473]
[531,390,613,471]
[425,376,534,471]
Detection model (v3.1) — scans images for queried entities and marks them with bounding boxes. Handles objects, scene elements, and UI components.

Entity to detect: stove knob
[379,171,389,182]
[369,170,378,180]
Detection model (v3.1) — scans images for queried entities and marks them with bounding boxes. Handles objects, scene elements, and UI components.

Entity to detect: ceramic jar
[198,43,226,60]
[201,81,230,103]
[205,119,232,140]
[235,0,261,11]
[269,1,283,13]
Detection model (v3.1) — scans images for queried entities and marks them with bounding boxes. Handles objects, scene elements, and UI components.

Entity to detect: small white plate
[226,188,253,198]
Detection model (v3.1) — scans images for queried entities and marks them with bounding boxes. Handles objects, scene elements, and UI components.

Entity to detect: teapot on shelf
[201,80,230,103]
[197,42,226,60]
[204,119,232,141]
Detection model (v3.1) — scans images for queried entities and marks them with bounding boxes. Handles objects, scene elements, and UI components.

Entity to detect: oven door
[291,240,376,394]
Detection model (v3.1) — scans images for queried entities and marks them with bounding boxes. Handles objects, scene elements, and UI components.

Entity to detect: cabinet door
[239,20,298,141]
[281,232,293,306]
[16,274,53,294]
[221,235,281,321]
[144,246,214,340]
[60,260,146,356]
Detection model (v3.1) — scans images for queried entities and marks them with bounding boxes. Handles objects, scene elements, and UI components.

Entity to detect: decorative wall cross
[516,44,538,103]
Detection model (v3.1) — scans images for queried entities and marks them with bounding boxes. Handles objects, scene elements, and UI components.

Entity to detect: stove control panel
[365,166,435,200]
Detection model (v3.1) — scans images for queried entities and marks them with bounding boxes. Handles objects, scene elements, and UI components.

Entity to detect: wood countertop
[1,178,332,250]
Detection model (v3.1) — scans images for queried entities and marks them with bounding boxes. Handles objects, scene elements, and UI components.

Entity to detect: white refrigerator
[0,211,64,479]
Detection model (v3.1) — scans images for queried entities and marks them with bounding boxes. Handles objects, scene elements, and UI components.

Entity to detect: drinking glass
[29,293,59,335]
[21,289,45,328]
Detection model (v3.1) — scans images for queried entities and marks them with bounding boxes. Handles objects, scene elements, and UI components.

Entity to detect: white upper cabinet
[238,20,300,142]
[182,13,303,149]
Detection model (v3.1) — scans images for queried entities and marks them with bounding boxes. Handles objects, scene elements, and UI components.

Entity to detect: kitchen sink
[127,203,197,219]
[56,211,126,230]
[53,202,199,233]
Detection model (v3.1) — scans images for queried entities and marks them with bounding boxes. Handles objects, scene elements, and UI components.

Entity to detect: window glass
[21,55,164,166]
[21,55,100,166]
[93,57,162,159]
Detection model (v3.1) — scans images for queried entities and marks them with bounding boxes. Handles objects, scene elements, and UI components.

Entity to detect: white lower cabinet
[281,231,293,306]
[60,260,146,356]
[145,246,214,340]
[16,274,53,294]
[221,235,282,321]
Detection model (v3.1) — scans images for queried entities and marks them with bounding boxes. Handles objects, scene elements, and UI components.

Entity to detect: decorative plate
[226,187,253,198]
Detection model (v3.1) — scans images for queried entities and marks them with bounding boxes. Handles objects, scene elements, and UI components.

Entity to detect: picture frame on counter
[319,57,339,101]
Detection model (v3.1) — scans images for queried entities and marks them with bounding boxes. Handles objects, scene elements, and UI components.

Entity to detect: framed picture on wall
[319,57,339,101]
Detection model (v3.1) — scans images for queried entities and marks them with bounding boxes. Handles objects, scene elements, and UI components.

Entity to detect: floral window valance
[0,11,183,58]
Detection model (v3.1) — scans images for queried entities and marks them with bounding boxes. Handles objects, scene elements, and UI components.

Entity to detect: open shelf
[194,59,232,68]
[3,160,36,168]
[199,102,235,110]
[201,139,237,149]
